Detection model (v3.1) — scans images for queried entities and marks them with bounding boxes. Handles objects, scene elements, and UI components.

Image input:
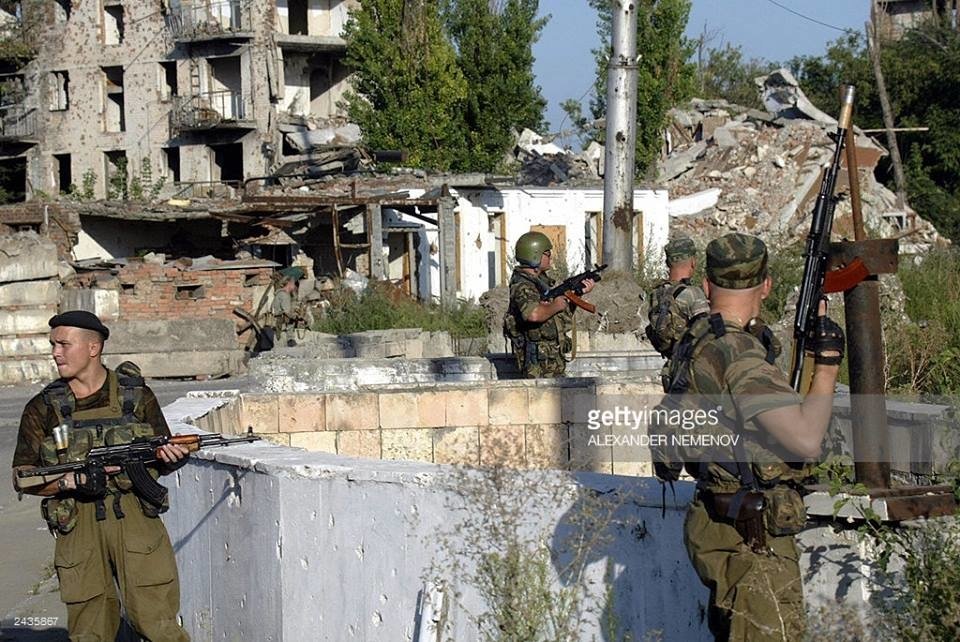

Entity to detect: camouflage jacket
[646,278,709,357]
[667,314,808,492]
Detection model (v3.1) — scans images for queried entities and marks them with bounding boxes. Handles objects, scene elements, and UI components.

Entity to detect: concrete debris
[756,68,837,125]
[511,128,602,187]
[657,96,944,253]
[283,123,363,152]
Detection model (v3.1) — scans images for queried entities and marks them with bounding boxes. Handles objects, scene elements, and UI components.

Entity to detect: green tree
[341,0,468,171]
[445,0,548,171]
[699,43,773,109]
[789,24,960,242]
[586,0,696,177]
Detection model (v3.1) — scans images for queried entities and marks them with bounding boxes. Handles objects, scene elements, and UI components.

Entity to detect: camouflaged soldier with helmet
[645,236,709,389]
[503,231,595,377]
[11,311,191,642]
[657,233,843,641]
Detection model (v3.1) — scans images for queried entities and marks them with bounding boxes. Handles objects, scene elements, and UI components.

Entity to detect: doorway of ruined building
[102,66,125,132]
[163,147,181,183]
[209,143,244,186]
[207,56,243,119]
[103,150,128,199]
[288,0,309,35]
[308,64,331,117]
[585,211,603,267]
[0,157,26,203]
[103,1,124,45]
[54,153,72,195]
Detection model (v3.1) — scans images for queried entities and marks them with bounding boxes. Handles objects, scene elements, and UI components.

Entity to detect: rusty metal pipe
[843,274,891,488]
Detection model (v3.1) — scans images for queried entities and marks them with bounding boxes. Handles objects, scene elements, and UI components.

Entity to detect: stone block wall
[0,232,60,383]
[193,379,663,475]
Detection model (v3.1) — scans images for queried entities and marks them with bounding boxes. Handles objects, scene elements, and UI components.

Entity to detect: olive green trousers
[54,492,189,642]
[684,499,805,641]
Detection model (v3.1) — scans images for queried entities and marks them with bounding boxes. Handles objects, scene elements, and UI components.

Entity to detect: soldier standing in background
[644,236,709,390]
[503,231,595,378]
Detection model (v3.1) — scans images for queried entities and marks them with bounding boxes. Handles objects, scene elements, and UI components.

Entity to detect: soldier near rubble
[503,231,595,378]
[644,236,709,390]
[11,310,190,642]
[660,233,843,641]
[266,265,307,347]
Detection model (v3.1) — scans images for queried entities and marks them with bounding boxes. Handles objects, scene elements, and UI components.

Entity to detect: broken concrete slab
[103,351,244,379]
[0,356,57,384]
[103,318,239,354]
[0,335,49,358]
[59,288,120,321]
[0,279,58,307]
[756,68,837,125]
[0,306,58,334]
[0,232,58,283]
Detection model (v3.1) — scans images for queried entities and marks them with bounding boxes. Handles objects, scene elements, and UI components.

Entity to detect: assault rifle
[16,432,260,507]
[542,264,607,313]
[789,85,858,391]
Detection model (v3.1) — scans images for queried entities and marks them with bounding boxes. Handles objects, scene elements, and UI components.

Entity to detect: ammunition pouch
[41,497,78,536]
[763,485,807,536]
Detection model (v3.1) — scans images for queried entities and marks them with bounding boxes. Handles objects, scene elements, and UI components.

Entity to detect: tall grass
[313,284,486,338]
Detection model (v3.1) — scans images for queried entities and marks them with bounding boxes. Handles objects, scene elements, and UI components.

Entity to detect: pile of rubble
[510,128,603,187]
[658,69,945,255]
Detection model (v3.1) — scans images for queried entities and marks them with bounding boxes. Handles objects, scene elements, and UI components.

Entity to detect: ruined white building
[0,0,357,200]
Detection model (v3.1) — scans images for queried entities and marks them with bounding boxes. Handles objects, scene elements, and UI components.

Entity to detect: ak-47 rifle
[16,432,260,507]
[542,264,607,314]
[790,85,861,391]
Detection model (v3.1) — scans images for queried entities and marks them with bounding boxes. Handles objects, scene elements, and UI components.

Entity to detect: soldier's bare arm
[754,363,840,459]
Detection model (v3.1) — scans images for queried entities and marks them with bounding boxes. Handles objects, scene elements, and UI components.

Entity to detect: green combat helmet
[514,231,552,268]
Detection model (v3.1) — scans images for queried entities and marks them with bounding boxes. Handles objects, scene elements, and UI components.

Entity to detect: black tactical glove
[74,465,107,499]
[806,315,845,365]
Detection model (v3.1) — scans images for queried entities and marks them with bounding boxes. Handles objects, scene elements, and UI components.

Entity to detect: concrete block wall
[192,379,662,475]
[161,394,884,641]
[0,232,60,383]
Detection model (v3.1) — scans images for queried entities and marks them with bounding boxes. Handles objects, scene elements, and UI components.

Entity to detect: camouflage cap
[705,233,768,289]
[664,237,697,265]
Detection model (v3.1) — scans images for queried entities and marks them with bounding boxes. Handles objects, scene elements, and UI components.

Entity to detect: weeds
[314,283,486,337]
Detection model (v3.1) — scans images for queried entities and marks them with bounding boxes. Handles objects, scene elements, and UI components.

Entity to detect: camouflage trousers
[684,499,805,641]
[54,493,190,642]
[515,338,568,378]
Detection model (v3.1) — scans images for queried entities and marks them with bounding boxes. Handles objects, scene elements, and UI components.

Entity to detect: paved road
[0,375,251,642]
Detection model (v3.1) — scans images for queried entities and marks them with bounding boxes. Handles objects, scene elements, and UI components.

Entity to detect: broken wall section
[0,232,60,383]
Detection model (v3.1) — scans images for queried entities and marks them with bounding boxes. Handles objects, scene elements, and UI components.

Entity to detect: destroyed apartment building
[0,0,357,201]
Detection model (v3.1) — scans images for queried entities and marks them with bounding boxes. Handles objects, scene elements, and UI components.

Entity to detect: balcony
[0,104,37,142]
[274,34,346,53]
[169,91,255,133]
[166,1,252,42]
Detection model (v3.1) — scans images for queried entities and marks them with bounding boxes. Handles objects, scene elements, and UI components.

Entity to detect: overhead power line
[763,0,858,34]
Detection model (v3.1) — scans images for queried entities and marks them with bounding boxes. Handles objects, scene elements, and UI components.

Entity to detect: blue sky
[532,0,870,137]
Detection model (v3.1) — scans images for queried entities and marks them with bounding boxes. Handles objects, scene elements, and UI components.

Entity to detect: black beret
[49,310,110,340]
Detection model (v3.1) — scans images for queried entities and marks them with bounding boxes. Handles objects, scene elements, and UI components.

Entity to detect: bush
[313,283,486,337]
[887,247,960,396]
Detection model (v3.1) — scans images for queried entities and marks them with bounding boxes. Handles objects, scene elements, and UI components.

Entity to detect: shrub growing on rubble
[314,283,486,337]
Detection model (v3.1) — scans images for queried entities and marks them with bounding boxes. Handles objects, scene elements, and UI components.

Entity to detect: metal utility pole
[867,5,908,212]
[602,0,638,272]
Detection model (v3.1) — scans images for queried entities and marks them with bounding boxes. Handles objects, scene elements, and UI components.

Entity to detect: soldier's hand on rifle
[71,465,108,499]
[157,443,190,465]
[805,300,844,366]
[580,278,596,295]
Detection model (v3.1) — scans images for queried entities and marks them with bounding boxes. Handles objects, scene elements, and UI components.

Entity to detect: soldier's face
[50,326,101,379]
[539,249,552,270]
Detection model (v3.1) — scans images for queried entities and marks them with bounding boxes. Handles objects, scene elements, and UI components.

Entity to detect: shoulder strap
[113,362,145,423]
[42,379,74,426]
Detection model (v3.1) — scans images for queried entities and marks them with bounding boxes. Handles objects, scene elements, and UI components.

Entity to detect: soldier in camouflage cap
[664,236,698,266]
[645,237,709,376]
[658,232,844,640]
[503,231,595,378]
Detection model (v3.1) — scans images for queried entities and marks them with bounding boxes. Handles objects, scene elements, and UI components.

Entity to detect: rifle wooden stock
[563,291,596,314]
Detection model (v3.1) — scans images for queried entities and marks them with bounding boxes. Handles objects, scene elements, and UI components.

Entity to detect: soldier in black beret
[12,311,190,641]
